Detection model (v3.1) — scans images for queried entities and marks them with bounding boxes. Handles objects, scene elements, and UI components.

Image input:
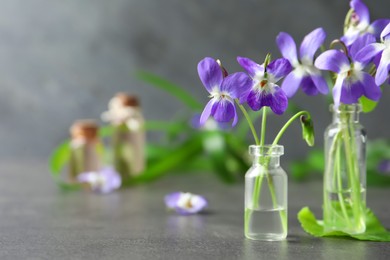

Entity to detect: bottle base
[245,233,286,241]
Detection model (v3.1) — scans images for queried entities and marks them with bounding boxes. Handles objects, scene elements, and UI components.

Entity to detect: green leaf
[136,71,203,111]
[122,135,203,185]
[298,207,390,241]
[359,95,378,113]
[98,125,115,138]
[48,140,82,191]
[307,149,324,171]
[49,140,71,176]
[290,162,312,181]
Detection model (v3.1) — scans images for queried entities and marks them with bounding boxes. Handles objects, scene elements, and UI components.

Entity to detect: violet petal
[349,33,376,62]
[77,172,95,183]
[315,50,350,73]
[197,57,223,93]
[362,72,381,101]
[175,194,208,215]
[211,99,237,125]
[199,99,216,126]
[237,56,264,78]
[165,192,182,209]
[247,89,264,111]
[276,32,299,66]
[166,192,208,215]
[281,70,303,98]
[77,167,121,194]
[355,43,385,63]
[269,86,288,115]
[375,51,390,85]
[380,22,390,40]
[332,75,345,107]
[267,58,292,82]
[299,27,326,62]
[378,160,390,173]
[340,78,365,104]
[311,74,329,95]
[370,19,390,40]
[301,76,319,96]
[351,0,370,26]
[341,32,360,47]
[221,72,252,99]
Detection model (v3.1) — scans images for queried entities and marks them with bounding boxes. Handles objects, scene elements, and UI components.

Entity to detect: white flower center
[177,193,195,209]
[210,88,232,102]
[89,173,106,190]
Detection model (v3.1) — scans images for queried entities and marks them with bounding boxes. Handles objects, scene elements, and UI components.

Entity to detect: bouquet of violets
[197,0,390,241]
[197,55,314,241]
[293,0,390,241]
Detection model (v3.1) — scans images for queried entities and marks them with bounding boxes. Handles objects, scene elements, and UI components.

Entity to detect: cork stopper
[70,120,99,141]
[115,93,140,107]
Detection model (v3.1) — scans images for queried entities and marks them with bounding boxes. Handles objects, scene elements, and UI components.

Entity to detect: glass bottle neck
[333,111,360,123]
[331,104,361,124]
[249,145,283,168]
[252,156,281,167]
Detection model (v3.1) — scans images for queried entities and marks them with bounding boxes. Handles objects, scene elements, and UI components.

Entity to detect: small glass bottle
[102,93,145,179]
[323,104,366,234]
[68,120,103,182]
[245,145,288,241]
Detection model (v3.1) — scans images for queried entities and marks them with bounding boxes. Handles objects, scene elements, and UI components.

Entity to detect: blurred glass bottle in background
[69,120,103,182]
[102,93,145,179]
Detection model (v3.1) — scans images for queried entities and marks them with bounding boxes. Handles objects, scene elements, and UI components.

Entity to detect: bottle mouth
[249,145,284,156]
[330,103,362,113]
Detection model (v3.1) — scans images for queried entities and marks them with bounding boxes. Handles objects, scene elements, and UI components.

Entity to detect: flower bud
[300,115,315,147]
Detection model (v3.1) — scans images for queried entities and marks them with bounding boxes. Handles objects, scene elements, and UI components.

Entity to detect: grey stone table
[1,161,390,260]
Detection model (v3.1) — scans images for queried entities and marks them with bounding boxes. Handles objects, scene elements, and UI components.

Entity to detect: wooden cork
[115,93,140,107]
[70,120,99,141]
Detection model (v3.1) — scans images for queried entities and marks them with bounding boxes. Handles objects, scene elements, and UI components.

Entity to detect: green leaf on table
[136,71,203,111]
[359,95,378,113]
[298,207,390,241]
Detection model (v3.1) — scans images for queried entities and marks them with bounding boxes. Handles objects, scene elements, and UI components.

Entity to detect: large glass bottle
[323,104,366,234]
[68,120,103,182]
[245,145,288,241]
[102,93,145,180]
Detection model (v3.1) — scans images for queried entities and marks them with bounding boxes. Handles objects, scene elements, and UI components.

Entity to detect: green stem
[324,131,346,226]
[341,113,364,231]
[343,9,354,34]
[251,107,268,209]
[335,136,352,226]
[235,99,259,145]
[272,111,310,145]
[260,108,267,146]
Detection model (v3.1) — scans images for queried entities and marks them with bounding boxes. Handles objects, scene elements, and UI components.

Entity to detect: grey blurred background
[0,0,388,161]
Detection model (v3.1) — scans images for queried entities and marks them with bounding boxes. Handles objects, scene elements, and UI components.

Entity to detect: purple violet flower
[276,28,329,97]
[77,167,121,194]
[315,34,382,107]
[237,56,292,114]
[165,192,208,215]
[378,160,390,173]
[356,22,390,85]
[198,57,252,127]
[341,0,390,46]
